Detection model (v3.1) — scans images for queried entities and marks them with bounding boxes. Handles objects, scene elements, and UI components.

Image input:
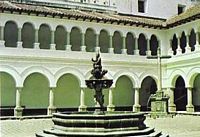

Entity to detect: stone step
[41,127,156,136]
[53,125,141,132]
[36,132,58,137]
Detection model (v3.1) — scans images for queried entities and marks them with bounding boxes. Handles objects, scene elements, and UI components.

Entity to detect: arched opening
[180,32,186,53]
[0,72,16,116]
[22,23,34,48]
[85,28,96,52]
[38,24,51,49]
[140,76,157,111]
[150,35,158,56]
[21,73,49,115]
[172,34,178,55]
[113,76,135,111]
[189,29,196,52]
[99,30,109,53]
[193,74,200,112]
[70,27,81,51]
[113,31,122,54]
[126,32,135,55]
[4,21,18,47]
[55,74,80,111]
[55,26,66,50]
[174,76,187,111]
[138,33,147,56]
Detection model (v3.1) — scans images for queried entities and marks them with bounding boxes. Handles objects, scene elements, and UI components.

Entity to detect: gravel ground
[0,115,200,137]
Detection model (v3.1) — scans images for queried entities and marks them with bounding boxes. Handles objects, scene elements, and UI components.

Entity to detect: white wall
[115,0,194,19]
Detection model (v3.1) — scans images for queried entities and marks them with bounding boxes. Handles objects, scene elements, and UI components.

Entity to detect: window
[178,5,185,14]
[138,0,145,13]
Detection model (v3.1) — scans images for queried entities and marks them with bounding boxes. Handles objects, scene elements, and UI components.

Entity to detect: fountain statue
[36,53,168,137]
[85,52,112,114]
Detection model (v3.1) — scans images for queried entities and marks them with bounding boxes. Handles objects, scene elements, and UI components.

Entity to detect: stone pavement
[145,115,200,137]
[0,115,200,137]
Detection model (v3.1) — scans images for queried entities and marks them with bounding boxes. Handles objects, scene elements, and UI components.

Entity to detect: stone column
[186,87,194,112]
[50,31,56,50]
[94,33,100,52]
[79,88,87,112]
[0,26,5,47]
[48,88,56,115]
[65,31,71,51]
[108,35,114,53]
[14,87,23,117]
[176,37,182,55]
[34,29,40,49]
[121,36,127,54]
[17,28,23,48]
[195,31,200,51]
[81,33,86,51]
[133,88,141,112]
[107,88,115,112]
[168,88,176,112]
[146,38,151,56]
[134,36,139,55]
[168,39,174,56]
[185,34,191,53]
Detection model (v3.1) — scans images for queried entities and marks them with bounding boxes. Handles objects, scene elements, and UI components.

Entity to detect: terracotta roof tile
[0,1,199,28]
[166,4,200,26]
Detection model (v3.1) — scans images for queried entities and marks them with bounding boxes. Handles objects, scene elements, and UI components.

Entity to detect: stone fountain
[36,53,168,137]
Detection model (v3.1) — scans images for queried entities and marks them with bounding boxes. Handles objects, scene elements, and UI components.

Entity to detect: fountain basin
[36,111,168,137]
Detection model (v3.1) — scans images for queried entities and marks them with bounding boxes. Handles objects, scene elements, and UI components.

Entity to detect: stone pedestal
[65,45,72,51]
[185,46,191,53]
[150,91,169,117]
[146,50,151,56]
[81,45,86,52]
[17,41,23,48]
[94,46,100,52]
[34,43,40,49]
[176,48,182,55]
[121,48,127,54]
[168,103,176,112]
[0,40,5,47]
[50,44,56,50]
[133,104,141,112]
[134,49,139,55]
[14,107,23,117]
[108,48,114,53]
[48,106,56,115]
[78,105,87,112]
[107,104,115,112]
[186,105,194,112]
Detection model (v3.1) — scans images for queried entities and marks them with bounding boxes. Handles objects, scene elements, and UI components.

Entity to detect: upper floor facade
[10,0,200,19]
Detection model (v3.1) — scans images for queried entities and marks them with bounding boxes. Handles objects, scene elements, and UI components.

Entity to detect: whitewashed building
[0,0,200,116]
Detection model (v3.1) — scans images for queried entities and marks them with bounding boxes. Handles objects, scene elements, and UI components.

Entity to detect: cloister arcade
[0,6,200,117]
[1,20,161,56]
[1,65,200,116]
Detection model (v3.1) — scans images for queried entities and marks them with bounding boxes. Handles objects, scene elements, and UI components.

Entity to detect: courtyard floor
[0,115,200,137]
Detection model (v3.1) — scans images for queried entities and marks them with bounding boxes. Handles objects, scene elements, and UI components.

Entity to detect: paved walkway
[145,115,200,137]
[0,115,200,137]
